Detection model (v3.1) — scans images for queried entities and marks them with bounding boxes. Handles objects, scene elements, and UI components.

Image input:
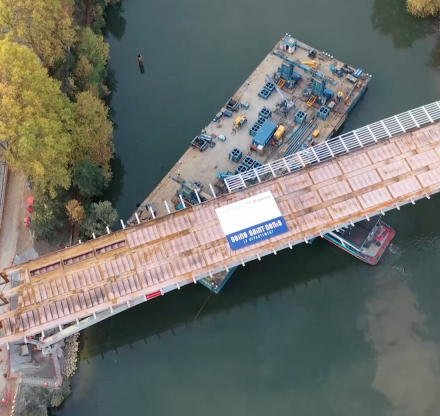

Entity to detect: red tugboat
[322,215,395,265]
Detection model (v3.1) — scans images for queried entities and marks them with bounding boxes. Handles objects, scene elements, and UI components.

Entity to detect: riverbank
[0,1,122,414]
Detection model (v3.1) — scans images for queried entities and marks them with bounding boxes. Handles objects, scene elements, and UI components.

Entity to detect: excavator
[234,115,247,129]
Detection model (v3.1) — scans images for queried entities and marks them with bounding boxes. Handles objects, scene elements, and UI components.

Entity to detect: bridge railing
[224,101,440,192]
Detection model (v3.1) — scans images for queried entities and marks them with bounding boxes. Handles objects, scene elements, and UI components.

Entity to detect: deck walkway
[2,109,440,346]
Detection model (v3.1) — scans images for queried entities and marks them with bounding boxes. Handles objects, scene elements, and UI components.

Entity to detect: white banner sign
[215,191,289,250]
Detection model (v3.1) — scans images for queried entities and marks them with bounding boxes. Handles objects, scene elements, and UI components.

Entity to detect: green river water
[53,0,440,415]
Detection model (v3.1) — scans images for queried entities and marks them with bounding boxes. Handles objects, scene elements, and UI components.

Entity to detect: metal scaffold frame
[224,101,440,192]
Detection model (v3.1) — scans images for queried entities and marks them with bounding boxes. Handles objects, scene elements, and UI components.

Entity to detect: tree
[66,199,85,225]
[406,0,440,16]
[73,55,94,92]
[0,0,76,67]
[71,92,114,174]
[82,201,118,237]
[0,39,74,196]
[31,196,67,242]
[72,159,107,198]
[77,28,109,86]
[371,0,436,48]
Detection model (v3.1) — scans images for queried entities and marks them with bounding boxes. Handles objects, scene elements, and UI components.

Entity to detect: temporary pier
[2,102,440,347]
[129,35,371,290]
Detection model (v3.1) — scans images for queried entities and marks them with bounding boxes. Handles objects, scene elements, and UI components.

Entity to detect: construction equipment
[345,82,358,103]
[273,125,285,141]
[307,95,317,107]
[173,176,212,203]
[285,117,316,156]
[266,74,295,115]
[277,79,286,89]
[191,136,208,152]
[223,109,233,118]
[302,61,318,70]
[225,98,239,111]
[216,170,233,180]
[234,115,247,129]
[272,51,337,86]
[213,111,223,122]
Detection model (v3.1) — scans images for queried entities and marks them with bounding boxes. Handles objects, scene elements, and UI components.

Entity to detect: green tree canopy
[73,55,94,92]
[72,158,107,198]
[77,28,109,86]
[82,201,118,237]
[0,39,73,196]
[0,0,76,67]
[31,195,67,242]
[71,91,114,174]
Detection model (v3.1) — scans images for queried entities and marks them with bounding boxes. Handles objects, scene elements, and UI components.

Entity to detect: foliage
[73,55,94,91]
[82,201,118,237]
[0,39,73,196]
[92,4,106,34]
[21,402,47,416]
[72,159,107,198]
[371,0,436,48]
[31,194,68,243]
[77,28,109,86]
[66,199,85,225]
[0,0,77,67]
[406,0,440,16]
[71,91,114,174]
[103,1,126,41]
[48,379,72,407]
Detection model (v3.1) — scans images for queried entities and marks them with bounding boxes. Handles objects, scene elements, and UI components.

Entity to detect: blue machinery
[272,51,338,86]
[265,74,295,115]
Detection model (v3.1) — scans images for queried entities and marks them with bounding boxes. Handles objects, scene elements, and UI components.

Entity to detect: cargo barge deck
[128,34,372,291]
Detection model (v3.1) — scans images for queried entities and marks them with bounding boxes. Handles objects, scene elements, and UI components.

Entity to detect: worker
[137,55,143,66]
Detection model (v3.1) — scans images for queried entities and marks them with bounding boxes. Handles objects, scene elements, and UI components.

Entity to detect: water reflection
[103,1,126,41]
[102,154,126,205]
[371,0,436,48]
[79,242,350,360]
[360,267,440,416]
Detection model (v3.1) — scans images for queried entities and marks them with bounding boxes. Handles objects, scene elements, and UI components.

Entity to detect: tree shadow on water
[427,35,440,71]
[103,1,126,41]
[371,0,437,48]
[102,154,126,206]
[103,64,119,128]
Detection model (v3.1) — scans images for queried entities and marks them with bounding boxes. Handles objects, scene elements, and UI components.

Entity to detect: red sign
[145,290,161,301]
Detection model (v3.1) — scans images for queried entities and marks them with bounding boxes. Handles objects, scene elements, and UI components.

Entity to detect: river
[53,0,440,415]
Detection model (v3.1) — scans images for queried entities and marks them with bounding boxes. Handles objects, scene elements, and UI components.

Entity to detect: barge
[129,34,393,292]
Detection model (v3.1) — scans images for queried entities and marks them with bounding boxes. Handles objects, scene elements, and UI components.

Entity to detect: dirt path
[0,170,28,271]
[0,170,29,408]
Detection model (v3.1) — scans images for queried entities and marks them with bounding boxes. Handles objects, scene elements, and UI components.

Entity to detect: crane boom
[266,74,295,114]
[266,74,287,102]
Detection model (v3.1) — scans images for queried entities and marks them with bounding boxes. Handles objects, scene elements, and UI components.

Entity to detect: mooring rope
[192,290,212,323]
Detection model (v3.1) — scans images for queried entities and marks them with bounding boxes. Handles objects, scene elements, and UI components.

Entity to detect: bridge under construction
[2,102,440,348]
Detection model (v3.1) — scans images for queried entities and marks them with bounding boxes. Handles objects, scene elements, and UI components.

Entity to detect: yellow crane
[301,61,318,70]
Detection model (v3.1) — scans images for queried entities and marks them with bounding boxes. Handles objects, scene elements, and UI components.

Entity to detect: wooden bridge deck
[2,123,440,344]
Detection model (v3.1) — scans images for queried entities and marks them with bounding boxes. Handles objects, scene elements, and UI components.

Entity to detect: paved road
[0,170,25,271]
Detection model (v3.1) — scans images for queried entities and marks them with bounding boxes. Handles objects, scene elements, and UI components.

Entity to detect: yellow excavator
[301,61,318,70]
[234,115,247,129]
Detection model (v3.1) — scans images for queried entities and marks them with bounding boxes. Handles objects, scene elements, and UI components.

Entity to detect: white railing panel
[225,101,440,192]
